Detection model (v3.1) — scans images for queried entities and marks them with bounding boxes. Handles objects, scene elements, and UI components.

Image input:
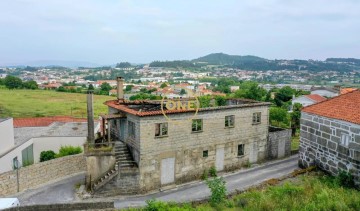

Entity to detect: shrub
[40,150,56,162]
[209,166,217,177]
[56,145,83,158]
[206,177,227,206]
[336,170,355,188]
[201,169,208,180]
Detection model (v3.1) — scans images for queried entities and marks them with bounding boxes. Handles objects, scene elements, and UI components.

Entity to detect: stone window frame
[225,115,235,128]
[252,112,261,125]
[340,133,350,147]
[192,119,203,132]
[128,121,136,139]
[203,150,209,158]
[237,144,245,157]
[155,122,168,137]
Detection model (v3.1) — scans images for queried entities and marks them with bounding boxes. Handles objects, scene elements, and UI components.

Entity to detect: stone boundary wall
[2,201,114,211]
[0,154,86,196]
[267,127,291,159]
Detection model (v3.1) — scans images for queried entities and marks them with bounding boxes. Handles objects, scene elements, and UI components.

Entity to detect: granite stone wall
[0,154,86,196]
[299,112,360,185]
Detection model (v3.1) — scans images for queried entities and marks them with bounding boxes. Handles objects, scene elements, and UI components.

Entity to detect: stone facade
[268,127,291,159]
[299,112,360,185]
[109,105,270,192]
[0,154,86,196]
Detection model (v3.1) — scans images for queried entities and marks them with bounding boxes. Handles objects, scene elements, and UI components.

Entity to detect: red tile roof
[302,90,360,125]
[340,88,358,95]
[305,94,327,103]
[13,116,88,128]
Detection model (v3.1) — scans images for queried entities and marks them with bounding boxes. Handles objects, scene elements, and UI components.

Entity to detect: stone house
[86,77,291,195]
[299,90,360,185]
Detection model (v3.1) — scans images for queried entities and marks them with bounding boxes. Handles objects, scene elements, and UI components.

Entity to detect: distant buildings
[292,94,326,107]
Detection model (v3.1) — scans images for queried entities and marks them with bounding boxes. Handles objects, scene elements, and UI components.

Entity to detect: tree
[233,81,267,101]
[160,83,168,88]
[116,62,131,68]
[125,85,133,92]
[269,107,289,127]
[23,80,38,89]
[274,86,295,107]
[291,103,302,136]
[88,84,94,90]
[100,82,112,92]
[0,78,4,85]
[215,96,227,106]
[180,88,186,95]
[57,86,66,92]
[4,75,22,89]
[198,96,212,108]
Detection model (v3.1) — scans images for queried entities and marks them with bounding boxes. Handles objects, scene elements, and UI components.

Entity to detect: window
[225,115,235,127]
[252,112,261,124]
[341,134,350,147]
[237,144,244,156]
[155,123,168,137]
[128,121,136,139]
[192,119,203,132]
[203,150,208,158]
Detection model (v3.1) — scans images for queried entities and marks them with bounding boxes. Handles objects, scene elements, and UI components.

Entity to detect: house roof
[13,116,88,128]
[104,99,270,117]
[340,88,358,95]
[305,94,327,103]
[302,90,360,125]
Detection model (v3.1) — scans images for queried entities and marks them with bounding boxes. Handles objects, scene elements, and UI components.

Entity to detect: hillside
[0,89,114,118]
[149,53,360,72]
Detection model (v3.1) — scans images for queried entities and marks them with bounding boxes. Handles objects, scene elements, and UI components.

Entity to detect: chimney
[116,76,124,100]
[87,90,95,144]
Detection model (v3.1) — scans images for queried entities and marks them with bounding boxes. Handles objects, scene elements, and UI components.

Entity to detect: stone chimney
[116,76,124,100]
[87,90,95,144]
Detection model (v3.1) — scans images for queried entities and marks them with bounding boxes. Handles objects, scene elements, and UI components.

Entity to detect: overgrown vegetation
[56,146,82,158]
[40,146,82,162]
[206,177,227,206]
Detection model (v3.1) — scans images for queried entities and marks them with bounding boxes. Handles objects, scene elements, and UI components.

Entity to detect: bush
[40,150,56,162]
[336,170,355,188]
[56,145,82,158]
[209,166,217,177]
[206,177,227,206]
[201,169,208,180]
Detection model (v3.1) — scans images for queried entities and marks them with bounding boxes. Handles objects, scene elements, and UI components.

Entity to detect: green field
[0,89,115,118]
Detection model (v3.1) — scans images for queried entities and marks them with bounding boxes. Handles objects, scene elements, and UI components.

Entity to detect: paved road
[114,155,299,209]
[16,173,85,206]
[13,156,298,208]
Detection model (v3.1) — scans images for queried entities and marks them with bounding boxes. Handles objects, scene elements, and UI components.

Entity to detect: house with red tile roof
[299,90,360,185]
[292,94,327,107]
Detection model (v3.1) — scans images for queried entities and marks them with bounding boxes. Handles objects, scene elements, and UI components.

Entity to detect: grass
[0,88,115,118]
[291,129,300,151]
[130,171,360,211]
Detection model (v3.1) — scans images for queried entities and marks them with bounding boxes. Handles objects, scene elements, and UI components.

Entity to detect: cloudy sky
[0,0,359,65]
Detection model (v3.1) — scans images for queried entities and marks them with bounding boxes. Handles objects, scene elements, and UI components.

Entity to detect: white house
[0,117,99,173]
[292,94,327,107]
[310,87,339,98]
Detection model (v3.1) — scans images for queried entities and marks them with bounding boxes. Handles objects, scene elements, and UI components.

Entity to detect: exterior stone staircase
[92,142,136,192]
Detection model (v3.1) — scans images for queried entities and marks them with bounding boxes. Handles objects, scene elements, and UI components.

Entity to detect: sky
[0,0,360,65]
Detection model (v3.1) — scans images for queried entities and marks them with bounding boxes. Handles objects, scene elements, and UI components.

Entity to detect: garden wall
[0,154,86,196]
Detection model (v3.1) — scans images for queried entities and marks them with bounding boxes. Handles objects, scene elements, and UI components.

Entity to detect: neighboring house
[310,86,339,98]
[292,94,327,107]
[299,90,360,185]
[340,88,358,95]
[0,116,99,173]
